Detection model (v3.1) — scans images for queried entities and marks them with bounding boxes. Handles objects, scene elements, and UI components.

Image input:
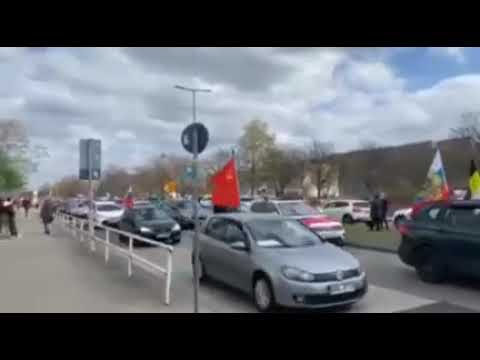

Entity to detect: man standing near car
[370,193,382,231]
[380,192,389,230]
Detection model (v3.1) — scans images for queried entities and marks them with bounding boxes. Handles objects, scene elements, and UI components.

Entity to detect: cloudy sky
[0,47,478,188]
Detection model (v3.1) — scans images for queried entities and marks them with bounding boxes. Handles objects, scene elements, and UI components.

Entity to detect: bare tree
[450,111,480,141]
[307,140,335,198]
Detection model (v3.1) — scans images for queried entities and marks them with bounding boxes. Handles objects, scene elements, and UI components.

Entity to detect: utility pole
[174,85,211,313]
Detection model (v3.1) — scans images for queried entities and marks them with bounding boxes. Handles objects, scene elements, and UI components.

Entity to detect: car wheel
[342,214,354,224]
[253,276,276,313]
[394,216,406,229]
[416,249,446,283]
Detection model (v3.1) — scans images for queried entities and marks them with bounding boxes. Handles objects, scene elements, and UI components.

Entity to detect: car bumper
[274,273,368,309]
[141,230,182,244]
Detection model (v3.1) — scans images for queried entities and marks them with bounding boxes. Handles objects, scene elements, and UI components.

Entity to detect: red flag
[212,158,240,208]
[123,185,134,209]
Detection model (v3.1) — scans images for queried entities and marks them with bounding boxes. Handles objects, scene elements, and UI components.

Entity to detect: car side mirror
[231,241,249,252]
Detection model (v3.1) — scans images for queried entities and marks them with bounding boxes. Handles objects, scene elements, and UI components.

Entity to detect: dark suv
[398,200,480,283]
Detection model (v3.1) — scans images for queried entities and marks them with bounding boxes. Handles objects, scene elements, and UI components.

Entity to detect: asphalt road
[92,227,480,312]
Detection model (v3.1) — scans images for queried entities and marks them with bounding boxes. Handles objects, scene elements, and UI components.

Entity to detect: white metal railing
[56,211,174,305]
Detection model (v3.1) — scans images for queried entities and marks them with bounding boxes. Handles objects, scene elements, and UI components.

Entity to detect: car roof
[209,212,291,222]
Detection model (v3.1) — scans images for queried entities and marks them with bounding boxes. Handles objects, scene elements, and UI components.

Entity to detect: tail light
[398,223,410,236]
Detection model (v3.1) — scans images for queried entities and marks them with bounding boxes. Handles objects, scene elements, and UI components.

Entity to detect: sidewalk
[0,215,254,312]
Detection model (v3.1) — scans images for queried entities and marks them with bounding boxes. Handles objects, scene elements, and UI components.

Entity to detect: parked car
[93,201,124,226]
[70,200,91,218]
[117,204,181,245]
[398,200,480,283]
[154,200,194,230]
[250,200,346,246]
[320,199,371,224]
[194,213,367,312]
[173,200,212,223]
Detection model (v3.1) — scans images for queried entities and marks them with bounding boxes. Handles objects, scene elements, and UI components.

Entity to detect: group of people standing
[368,192,390,231]
[0,194,56,237]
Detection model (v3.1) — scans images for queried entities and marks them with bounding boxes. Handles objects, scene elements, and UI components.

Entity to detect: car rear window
[277,202,318,216]
[353,202,370,208]
[251,202,278,213]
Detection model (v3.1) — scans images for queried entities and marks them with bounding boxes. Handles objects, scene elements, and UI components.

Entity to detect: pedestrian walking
[0,197,5,236]
[40,197,55,235]
[370,193,382,231]
[380,192,389,230]
[4,197,18,237]
[22,197,31,218]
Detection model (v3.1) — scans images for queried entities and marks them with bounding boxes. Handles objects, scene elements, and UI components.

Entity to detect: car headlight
[172,223,181,232]
[281,266,315,282]
[140,226,152,233]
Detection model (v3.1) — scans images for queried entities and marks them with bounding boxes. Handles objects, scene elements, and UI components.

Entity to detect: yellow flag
[470,171,480,198]
[164,181,177,194]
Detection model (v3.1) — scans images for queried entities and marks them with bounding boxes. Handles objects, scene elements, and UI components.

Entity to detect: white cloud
[0,47,478,188]
[429,47,466,63]
[115,130,136,140]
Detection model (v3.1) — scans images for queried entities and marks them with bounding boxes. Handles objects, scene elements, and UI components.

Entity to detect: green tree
[0,150,25,192]
[262,146,306,197]
[238,119,275,196]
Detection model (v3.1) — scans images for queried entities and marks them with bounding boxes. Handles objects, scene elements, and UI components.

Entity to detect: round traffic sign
[181,123,209,155]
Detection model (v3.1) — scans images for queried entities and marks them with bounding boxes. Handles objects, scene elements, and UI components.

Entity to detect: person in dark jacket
[370,193,382,231]
[22,197,32,218]
[379,192,389,230]
[3,198,18,237]
[40,197,55,235]
[0,197,5,235]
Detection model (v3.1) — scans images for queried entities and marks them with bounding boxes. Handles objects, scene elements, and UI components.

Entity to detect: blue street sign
[181,123,209,155]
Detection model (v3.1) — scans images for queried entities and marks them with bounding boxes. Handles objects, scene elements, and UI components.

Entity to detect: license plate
[328,283,355,295]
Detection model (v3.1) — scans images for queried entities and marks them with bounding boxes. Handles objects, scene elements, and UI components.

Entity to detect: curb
[344,242,398,254]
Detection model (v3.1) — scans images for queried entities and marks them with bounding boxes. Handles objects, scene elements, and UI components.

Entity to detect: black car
[398,200,480,283]
[172,200,212,224]
[117,205,181,245]
[154,201,194,230]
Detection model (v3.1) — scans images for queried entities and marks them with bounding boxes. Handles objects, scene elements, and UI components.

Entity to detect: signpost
[175,84,211,313]
[79,139,102,252]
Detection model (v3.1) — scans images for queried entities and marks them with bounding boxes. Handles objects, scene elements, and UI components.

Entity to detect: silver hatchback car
[194,213,368,312]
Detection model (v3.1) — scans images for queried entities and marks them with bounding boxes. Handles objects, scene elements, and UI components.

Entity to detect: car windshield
[134,207,169,221]
[247,219,322,248]
[97,204,121,212]
[277,202,319,216]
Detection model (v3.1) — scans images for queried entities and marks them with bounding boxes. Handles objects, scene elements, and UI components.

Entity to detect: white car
[320,199,371,224]
[392,207,412,228]
[93,201,124,226]
[70,201,90,218]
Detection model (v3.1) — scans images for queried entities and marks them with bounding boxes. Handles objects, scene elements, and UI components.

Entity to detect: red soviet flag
[212,158,240,208]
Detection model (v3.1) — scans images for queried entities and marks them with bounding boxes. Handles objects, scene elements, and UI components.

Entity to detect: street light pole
[174,85,211,313]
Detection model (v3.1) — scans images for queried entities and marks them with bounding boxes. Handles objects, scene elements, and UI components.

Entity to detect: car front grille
[303,287,367,305]
[151,224,172,233]
[313,269,361,282]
